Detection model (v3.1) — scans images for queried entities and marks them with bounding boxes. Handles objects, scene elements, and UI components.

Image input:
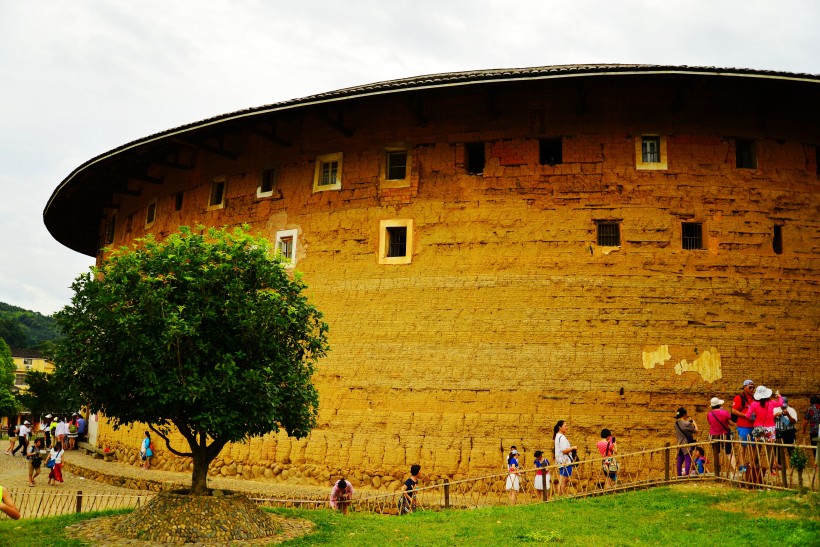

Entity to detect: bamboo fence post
[75,490,83,514]
[443,479,450,509]
[712,440,721,477]
[664,442,670,481]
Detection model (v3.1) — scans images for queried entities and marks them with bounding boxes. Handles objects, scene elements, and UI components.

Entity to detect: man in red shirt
[731,379,755,473]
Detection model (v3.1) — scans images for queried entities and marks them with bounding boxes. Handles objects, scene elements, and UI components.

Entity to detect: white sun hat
[753,385,773,400]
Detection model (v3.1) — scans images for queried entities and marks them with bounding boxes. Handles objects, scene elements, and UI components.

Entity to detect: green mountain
[0,302,61,350]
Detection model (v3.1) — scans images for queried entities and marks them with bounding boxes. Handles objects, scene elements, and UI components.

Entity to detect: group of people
[328,463,422,515]
[675,381,820,479]
[503,420,619,504]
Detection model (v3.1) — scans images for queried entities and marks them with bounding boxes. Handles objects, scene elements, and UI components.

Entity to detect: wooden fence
[4,441,817,519]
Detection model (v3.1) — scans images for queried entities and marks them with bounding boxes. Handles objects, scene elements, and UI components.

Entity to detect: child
[692,446,708,475]
[533,450,551,499]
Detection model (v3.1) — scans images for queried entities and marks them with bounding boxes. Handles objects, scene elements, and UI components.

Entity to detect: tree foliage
[0,338,19,417]
[55,226,329,494]
[0,303,61,350]
[17,369,81,419]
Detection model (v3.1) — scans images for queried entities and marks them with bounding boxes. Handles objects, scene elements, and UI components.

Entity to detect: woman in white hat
[744,385,782,443]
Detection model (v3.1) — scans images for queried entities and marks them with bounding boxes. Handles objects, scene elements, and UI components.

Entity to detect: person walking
[674,407,697,477]
[554,420,577,495]
[46,441,65,485]
[42,415,52,449]
[26,438,43,486]
[11,421,30,457]
[597,429,618,488]
[67,417,79,450]
[329,478,354,514]
[4,423,16,455]
[398,464,421,515]
[139,431,154,470]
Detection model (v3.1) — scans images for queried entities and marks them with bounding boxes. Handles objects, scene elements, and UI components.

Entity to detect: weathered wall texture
[93,75,819,488]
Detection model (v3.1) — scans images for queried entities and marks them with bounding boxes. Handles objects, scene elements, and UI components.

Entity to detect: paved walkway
[1,447,329,500]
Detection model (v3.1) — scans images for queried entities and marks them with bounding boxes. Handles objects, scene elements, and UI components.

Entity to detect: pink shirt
[706,408,732,436]
[597,439,615,457]
[745,396,783,427]
[329,481,353,509]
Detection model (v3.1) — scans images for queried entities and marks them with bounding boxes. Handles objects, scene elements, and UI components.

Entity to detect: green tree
[55,226,329,495]
[17,370,81,419]
[0,339,19,417]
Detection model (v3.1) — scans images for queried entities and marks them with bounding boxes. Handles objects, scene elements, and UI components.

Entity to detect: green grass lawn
[0,484,817,546]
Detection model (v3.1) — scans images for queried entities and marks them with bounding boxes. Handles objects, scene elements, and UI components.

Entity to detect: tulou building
[44,65,820,487]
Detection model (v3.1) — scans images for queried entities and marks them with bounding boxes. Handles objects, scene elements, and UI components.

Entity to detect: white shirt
[18,425,29,439]
[49,448,64,464]
[56,421,68,436]
[555,433,571,465]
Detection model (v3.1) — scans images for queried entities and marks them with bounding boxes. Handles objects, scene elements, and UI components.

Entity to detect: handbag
[45,459,55,469]
[602,457,619,473]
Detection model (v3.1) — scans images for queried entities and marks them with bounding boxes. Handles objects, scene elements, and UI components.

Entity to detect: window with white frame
[275,229,298,266]
[258,168,277,198]
[208,178,227,210]
[380,147,411,188]
[635,134,667,170]
[145,199,157,227]
[378,219,413,265]
[313,153,342,192]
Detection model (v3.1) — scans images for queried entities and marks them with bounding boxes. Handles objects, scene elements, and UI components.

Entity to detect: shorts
[559,466,573,478]
[737,427,753,446]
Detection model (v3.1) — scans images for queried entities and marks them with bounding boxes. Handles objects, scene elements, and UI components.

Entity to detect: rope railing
[3,441,817,519]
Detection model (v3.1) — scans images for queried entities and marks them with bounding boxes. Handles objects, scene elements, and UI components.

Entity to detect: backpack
[730,392,748,423]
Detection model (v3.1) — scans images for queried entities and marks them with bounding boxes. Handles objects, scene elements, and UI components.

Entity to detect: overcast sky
[1,0,818,315]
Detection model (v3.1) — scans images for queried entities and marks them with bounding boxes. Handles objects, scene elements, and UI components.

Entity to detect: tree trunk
[190,446,212,495]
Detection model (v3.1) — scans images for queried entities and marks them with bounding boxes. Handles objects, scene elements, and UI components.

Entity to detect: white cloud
[0,0,817,315]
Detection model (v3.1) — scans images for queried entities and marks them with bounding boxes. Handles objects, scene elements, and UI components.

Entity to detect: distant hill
[0,302,61,350]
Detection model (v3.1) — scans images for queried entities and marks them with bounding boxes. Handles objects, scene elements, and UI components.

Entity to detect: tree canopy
[55,225,329,494]
[0,338,19,417]
[0,302,61,350]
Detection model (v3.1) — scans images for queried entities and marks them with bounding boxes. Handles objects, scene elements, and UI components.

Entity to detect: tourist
[77,413,87,443]
[674,407,697,477]
[0,485,21,519]
[4,423,16,455]
[505,448,521,504]
[707,396,734,470]
[398,464,421,515]
[329,478,354,514]
[554,420,577,495]
[67,416,78,450]
[46,441,65,485]
[745,385,782,443]
[55,416,68,447]
[803,395,820,471]
[731,379,756,472]
[692,446,708,475]
[140,431,154,470]
[42,415,52,448]
[26,438,43,486]
[597,428,618,488]
[774,397,798,453]
[533,449,550,499]
[11,420,30,457]
[49,418,57,448]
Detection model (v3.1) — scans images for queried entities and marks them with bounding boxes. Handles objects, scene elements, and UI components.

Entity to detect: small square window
[386,151,408,180]
[104,215,116,244]
[313,153,343,192]
[539,138,563,165]
[14,373,26,386]
[174,192,184,211]
[635,135,668,170]
[682,222,704,250]
[465,142,485,175]
[596,222,621,247]
[275,229,298,266]
[258,168,277,198]
[736,139,757,169]
[23,358,33,366]
[379,219,413,265]
[145,200,157,227]
[208,179,226,209]
[773,225,783,255]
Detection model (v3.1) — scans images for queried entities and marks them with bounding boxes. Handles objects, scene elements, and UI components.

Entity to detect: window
[386,150,407,180]
[23,358,33,365]
[313,152,343,192]
[258,168,277,198]
[208,178,226,209]
[682,222,704,250]
[539,138,563,165]
[465,142,485,175]
[145,200,157,227]
[275,229,298,266]
[14,373,26,386]
[773,225,783,255]
[635,135,667,170]
[378,219,414,265]
[174,192,184,211]
[596,222,621,247]
[735,139,757,169]
[104,215,116,244]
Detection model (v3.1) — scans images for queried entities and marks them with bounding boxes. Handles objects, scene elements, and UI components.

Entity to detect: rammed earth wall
[51,69,819,486]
